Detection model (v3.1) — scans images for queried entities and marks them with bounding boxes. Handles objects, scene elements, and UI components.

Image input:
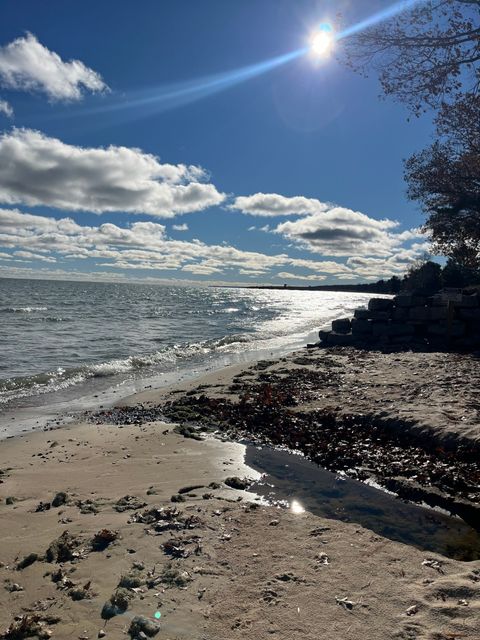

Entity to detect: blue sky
[0,0,434,285]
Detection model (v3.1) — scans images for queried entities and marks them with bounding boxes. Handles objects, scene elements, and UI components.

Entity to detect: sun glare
[309,23,334,58]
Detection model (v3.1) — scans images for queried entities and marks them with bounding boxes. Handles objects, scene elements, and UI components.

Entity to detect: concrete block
[409,306,429,322]
[326,332,357,346]
[370,311,391,322]
[331,318,352,334]
[394,294,426,307]
[429,306,448,321]
[458,308,480,322]
[354,308,369,320]
[454,294,479,308]
[351,318,372,335]
[387,323,415,337]
[368,298,394,312]
[392,308,408,321]
[372,322,389,337]
[428,322,466,338]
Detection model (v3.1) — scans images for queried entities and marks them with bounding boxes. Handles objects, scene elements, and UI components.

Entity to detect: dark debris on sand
[159,373,480,526]
[86,360,480,527]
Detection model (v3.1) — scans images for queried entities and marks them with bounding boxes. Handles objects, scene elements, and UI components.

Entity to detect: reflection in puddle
[245,445,480,561]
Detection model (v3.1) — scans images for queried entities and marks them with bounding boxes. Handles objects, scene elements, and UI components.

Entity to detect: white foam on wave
[1,306,48,313]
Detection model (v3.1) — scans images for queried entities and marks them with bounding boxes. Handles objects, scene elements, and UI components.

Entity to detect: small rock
[224,477,252,490]
[269,519,279,526]
[16,553,38,570]
[128,614,160,637]
[98,631,106,638]
[35,501,51,512]
[406,605,418,616]
[52,491,68,507]
[5,496,16,505]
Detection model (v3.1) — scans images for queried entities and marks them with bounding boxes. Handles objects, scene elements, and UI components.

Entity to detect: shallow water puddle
[245,445,480,561]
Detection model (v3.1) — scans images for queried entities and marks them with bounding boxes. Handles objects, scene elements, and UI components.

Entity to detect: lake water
[0,278,375,431]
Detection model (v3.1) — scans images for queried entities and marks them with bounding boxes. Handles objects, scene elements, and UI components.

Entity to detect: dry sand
[0,346,479,639]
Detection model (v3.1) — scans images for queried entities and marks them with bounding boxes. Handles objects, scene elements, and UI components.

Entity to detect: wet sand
[1,345,479,639]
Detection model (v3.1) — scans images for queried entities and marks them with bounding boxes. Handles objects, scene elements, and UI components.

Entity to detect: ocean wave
[1,306,48,313]
[0,333,250,404]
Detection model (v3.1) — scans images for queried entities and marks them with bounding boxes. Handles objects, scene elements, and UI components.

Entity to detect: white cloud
[275,206,421,257]
[233,192,426,263]
[0,33,108,101]
[0,208,426,282]
[230,193,328,217]
[13,250,56,263]
[172,223,189,231]
[0,99,13,117]
[0,208,358,279]
[0,129,225,217]
[276,272,327,282]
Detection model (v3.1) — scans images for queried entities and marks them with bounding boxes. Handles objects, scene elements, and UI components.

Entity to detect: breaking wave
[1,306,48,313]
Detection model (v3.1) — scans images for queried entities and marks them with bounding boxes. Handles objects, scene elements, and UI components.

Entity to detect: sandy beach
[1,345,479,639]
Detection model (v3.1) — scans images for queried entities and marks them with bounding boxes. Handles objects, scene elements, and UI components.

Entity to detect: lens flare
[337,0,423,40]
[310,25,334,58]
[61,0,425,127]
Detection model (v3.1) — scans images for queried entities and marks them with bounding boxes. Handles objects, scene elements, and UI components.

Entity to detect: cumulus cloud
[233,192,426,264]
[277,272,326,282]
[172,223,189,231]
[0,99,13,117]
[230,193,328,217]
[0,129,225,217]
[0,208,359,279]
[0,33,108,101]
[275,207,421,257]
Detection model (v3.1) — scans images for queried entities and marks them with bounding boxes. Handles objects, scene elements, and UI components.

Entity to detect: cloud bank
[0,129,225,217]
[0,209,358,279]
[0,33,108,101]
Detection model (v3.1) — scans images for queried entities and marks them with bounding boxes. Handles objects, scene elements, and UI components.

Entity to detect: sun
[309,23,334,58]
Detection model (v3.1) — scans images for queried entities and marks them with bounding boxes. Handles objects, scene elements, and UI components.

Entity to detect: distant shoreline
[212,283,395,294]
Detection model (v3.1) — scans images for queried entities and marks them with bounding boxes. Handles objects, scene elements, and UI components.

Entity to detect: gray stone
[368,298,393,312]
[325,332,356,346]
[394,294,427,308]
[386,323,415,338]
[353,308,369,320]
[52,491,68,507]
[331,318,351,334]
[409,306,429,322]
[392,308,408,321]
[427,322,466,338]
[429,295,446,307]
[128,615,160,638]
[454,294,479,308]
[429,306,449,321]
[372,322,389,337]
[458,308,480,322]
[351,319,372,335]
[369,311,391,322]
[393,294,414,307]
[318,330,331,342]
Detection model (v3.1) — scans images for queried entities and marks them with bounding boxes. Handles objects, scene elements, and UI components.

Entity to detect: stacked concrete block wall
[318,291,480,349]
